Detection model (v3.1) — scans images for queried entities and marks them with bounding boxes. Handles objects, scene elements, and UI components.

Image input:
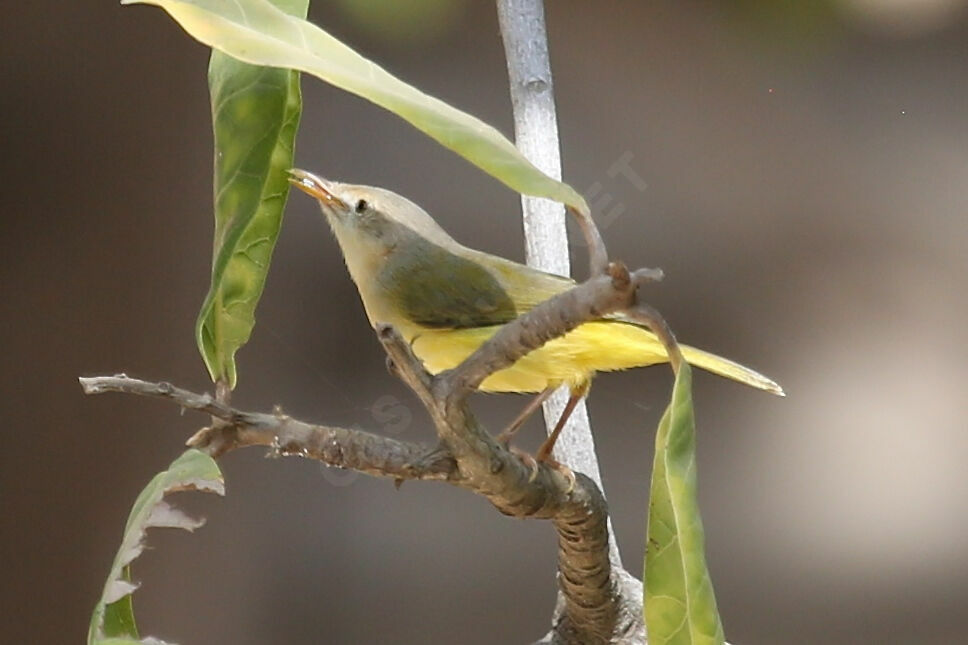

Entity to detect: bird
[288,169,783,462]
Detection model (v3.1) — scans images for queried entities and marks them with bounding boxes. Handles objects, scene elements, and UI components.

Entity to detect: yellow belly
[410,320,669,393]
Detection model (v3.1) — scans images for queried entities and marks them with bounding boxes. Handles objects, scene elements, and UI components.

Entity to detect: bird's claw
[508,446,540,482]
[507,446,575,493]
[537,455,576,494]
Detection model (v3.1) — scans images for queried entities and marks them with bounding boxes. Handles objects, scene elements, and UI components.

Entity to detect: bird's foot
[536,454,576,494]
[507,445,540,482]
[506,445,576,494]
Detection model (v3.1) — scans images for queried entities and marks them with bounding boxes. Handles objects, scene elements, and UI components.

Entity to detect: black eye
[355,199,368,213]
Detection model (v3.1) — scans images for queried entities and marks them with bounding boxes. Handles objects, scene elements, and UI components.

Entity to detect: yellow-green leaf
[122,0,589,216]
[89,449,224,645]
[644,364,725,645]
[193,0,308,388]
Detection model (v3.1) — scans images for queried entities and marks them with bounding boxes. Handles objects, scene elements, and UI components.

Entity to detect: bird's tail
[679,344,785,396]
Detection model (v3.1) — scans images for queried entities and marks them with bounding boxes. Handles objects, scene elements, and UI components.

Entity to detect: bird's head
[287,168,468,330]
[288,169,454,255]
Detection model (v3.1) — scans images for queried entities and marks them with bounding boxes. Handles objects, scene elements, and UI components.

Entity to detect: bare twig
[623,302,684,373]
[81,370,591,521]
[82,259,676,645]
[79,375,455,481]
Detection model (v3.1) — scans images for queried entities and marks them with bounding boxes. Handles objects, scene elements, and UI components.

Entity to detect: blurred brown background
[3,1,967,643]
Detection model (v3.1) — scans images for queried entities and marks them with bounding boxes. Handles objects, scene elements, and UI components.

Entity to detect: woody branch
[79,245,677,643]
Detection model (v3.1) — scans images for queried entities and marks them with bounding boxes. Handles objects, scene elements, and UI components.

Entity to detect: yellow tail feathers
[679,344,785,396]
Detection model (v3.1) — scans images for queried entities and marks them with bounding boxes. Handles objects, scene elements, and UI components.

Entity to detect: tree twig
[81,260,675,645]
[80,243,672,644]
[79,375,455,481]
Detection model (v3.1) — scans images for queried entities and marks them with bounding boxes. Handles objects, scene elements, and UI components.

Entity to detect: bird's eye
[355,199,368,213]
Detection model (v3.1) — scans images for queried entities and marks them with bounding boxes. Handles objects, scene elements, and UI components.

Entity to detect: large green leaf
[89,450,224,645]
[194,0,308,388]
[122,0,589,216]
[644,364,725,645]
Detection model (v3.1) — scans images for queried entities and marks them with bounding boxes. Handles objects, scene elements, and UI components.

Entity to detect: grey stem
[496,0,621,568]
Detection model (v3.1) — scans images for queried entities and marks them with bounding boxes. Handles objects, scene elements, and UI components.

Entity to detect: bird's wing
[378,240,574,330]
[379,241,521,328]
[471,250,576,311]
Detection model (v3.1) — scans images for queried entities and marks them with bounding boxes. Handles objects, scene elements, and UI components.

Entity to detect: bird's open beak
[287,169,347,209]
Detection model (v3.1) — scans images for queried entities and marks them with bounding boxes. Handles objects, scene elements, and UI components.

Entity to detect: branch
[623,303,684,373]
[82,261,677,645]
[80,272,674,645]
[80,370,594,524]
[81,371,639,645]
[79,375,455,482]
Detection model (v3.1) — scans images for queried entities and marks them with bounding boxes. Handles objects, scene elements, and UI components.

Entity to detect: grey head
[288,169,455,246]
[288,169,460,286]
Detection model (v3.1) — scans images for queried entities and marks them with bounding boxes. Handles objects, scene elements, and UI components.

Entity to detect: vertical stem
[496,1,568,277]
[496,0,621,568]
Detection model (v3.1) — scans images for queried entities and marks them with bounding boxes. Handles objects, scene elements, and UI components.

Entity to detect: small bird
[289,169,783,460]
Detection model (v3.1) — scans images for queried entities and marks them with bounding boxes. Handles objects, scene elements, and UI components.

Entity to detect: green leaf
[89,450,224,645]
[644,364,725,645]
[193,0,308,388]
[122,0,589,217]
[101,570,138,641]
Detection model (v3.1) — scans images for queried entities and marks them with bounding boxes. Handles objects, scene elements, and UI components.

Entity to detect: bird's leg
[534,391,583,462]
[496,386,555,446]
[498,387,562,489]
[532,386,589,494]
